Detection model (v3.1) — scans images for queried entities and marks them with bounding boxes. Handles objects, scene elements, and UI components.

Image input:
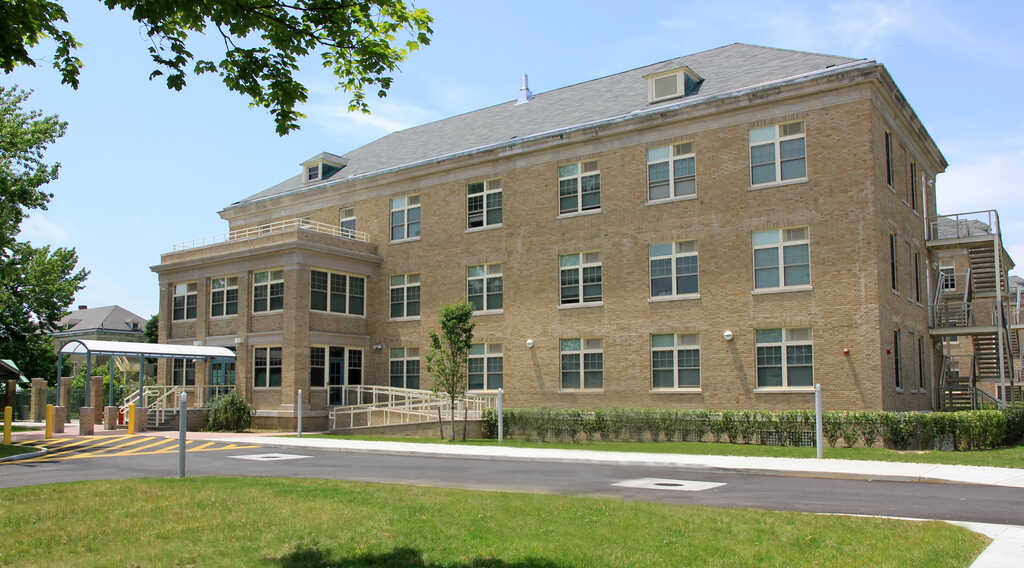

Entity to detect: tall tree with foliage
[143,314,158,343]
[426,302,474,441]
[0,1,434,135]
[0,86,88,382]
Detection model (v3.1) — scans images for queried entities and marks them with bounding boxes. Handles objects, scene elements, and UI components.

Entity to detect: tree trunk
[462,397,468,441]
[437,406,444,440]
[450,398,456,441]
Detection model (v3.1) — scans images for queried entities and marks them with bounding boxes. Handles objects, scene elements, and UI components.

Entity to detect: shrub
[482,408,498,438]
[854,411,881,448]
[737,410,758,444]
[822,412,843,447]
[205,391,253,432]
[1003,408,1024,444]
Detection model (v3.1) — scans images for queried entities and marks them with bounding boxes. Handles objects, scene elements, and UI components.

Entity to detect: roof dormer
[301,152,348,184]
[645,66,702,104]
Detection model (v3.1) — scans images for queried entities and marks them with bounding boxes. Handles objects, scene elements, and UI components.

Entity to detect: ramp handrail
[329,385,497,431]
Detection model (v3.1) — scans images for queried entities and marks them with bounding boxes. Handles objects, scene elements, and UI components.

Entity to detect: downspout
[923,174,937,410]
[993,212,1007,408]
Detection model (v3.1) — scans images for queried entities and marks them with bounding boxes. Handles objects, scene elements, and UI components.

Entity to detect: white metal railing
[928,210,999,241]
[329,385,497,431]
[170,218,369,252]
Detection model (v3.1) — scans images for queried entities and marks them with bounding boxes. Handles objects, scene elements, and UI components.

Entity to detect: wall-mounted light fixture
[525,339,535,349]
[722,330,734,341]
[372,344,384,351]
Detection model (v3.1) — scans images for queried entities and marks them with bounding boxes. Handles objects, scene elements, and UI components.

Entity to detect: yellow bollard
[3,406,11,445]
[45,404,54,439]
[128,404,136,434]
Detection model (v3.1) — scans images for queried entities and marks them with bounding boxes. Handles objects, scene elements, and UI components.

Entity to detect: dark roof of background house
[234,43,864,206]
[55,305,147,335]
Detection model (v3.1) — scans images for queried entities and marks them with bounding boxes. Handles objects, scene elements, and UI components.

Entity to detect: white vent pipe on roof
[516,74,533,104]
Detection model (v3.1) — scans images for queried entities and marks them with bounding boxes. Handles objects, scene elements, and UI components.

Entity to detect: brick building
[152,43,1018,429]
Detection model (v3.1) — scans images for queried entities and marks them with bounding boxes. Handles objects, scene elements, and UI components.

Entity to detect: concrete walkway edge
[0,447,47,463]
[208,436,1024,488]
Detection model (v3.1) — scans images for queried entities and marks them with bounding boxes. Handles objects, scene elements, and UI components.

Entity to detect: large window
[561,338,603,390]
[209,359,235,398]
[558,160,601,215]
[467,263,502,312]
[390,195,421,241]
[917,336,925,390]
[652,333,700,389]
[253,346,282,388]
[340,207,356,233]
[750,122,806,186]
[914,251,922,302]
[390,274,421,319]
[939,263,956,291]
[560,252,602,305]
[210,276,238,317]
[756,328,813,388]
[312,346,363,404]
[310,270,365,316]
[253,270,284,313]
[468,344,502,391]
[172,359,195,386]
[172,282,197,321]
[753,228,809,290]
[650,240,698,297]
[893,329,902,389]
[884,131,894,187]
[647,142,695,201]
[889,234,898,292]
[390,347,421,389]
[467,179,502,229]
[909,162,918,210]
[310,346,326,388]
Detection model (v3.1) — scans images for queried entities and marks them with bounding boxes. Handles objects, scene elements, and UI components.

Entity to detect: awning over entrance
[59,339,236,360]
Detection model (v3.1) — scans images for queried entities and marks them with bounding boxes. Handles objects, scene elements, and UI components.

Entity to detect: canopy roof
[59,339,235,360]
[0,359,27,382]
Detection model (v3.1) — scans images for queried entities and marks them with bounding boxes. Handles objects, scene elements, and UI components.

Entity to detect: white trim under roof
[59,339,236,360]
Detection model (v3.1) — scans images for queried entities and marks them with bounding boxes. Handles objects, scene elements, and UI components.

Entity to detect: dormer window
[307,165,321,181]
[300,152,349,185]
[646,66,702,104]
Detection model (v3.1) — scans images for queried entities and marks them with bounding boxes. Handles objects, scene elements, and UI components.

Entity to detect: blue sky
[7,0,1024,318]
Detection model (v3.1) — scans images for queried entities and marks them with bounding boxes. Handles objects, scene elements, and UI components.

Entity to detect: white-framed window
[390,347,421,389]
[893,329,902,389]
[647,142,695,201]
[558,160,600,215]
[756,328,813,388]
[253,346,282,388]
[468,343,502,391]
[467,263,502,312]
[468,179,502,229]
[252,270,284,313]
[210,276,238,317]
[939,262,956,291]
[943,335,959,345]
[390,195,421,242]
[650,240,698,297]
[651,333,700,389]
[172,282,198,321]
[647,68,700,103]
[390,274,421,319]
[559,252,602,305]
[340,207,356,233]
[753,228,809,289]
[311,346,363,404]
[560,338,603,390]
[307,164,320,182]
[884,131,894,188]
[889,234,898,293]
[310,270,365,316]
[749,122,806,186]
[172,359,195,386]
[310,346,326,388]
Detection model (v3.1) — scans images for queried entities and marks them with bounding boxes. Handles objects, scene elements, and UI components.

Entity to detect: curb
[0,446,48,463]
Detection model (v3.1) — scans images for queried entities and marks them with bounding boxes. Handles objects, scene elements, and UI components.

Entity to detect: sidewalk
[208,435,1024,488]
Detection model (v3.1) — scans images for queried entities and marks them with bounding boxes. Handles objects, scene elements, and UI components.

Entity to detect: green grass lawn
[10,425,38,432]
[299,434,1024,469]
[0,477,987,567]
[0,444,36,459]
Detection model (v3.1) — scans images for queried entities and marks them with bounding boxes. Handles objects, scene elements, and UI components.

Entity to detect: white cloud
[19,214,71,246]
[308,99,442,135]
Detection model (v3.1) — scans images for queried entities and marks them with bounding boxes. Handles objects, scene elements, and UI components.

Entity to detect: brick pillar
[79,407,94,435]
[30,378,47,422]
[89,376,103,423]
[59,379,71,421]
[53,406,66,433]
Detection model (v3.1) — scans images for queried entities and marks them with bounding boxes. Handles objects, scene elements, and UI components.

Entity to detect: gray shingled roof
[55,305,147,334]
[234,43,863,207]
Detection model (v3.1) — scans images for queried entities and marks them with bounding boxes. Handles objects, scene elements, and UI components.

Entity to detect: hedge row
[481,407,1024,451]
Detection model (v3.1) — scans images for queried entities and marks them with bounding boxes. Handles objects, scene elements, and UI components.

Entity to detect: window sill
[209,315,238,320]
[558,302,603,310]
[895,387,905,393]
[559,389,605,394]
[748,178,809,191]
[472,309,504,317]
[465,224,503,234]
[388,316,421,323]
[650,388,702,394]
[557,209,602,220]
[390,236,422,245]
[469,389,502,394]
[172,319,198,323]
[253,386,282,390]
[645,194,697,206]
[252,310,284,316]
[754,387,815,394]
[310,310,367,319]
[751,285,812,295]
[648,294,700,303]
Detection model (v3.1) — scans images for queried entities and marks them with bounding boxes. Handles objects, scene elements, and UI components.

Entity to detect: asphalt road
[3,440,1023,525]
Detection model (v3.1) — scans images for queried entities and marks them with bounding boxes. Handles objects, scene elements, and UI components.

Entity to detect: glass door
[328,347,346,405]
[209,360,236,400]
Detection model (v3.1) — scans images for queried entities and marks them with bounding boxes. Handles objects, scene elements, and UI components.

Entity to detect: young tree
[0,1,434,135]
[425,301,474,441]
[0,86,89,383]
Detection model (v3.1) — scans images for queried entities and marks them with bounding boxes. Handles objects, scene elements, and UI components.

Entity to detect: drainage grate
[612,478,726,492]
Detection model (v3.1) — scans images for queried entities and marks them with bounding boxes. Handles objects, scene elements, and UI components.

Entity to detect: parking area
[7,435,259,464]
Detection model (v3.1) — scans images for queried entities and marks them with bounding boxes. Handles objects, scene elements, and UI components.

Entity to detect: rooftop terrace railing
[927,210,1000,241]
[170,218,369,252]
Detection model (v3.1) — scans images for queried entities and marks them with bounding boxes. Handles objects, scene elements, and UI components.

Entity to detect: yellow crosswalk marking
[3,436,264,463]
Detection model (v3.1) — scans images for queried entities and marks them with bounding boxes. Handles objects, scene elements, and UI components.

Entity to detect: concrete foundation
[103,406,118,430]
[53,406,66,433]
[79,407,94,435]
[29,378,47,422]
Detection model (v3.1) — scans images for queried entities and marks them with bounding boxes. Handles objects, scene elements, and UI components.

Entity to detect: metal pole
[108,358,115,407]
[814,384,824,459]
[297,388,303,438]
[56,352,63,407]
[497,387,503,444]
[178,391,187,478]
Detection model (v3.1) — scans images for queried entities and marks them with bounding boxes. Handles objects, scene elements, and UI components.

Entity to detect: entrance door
[210,360,236,400]
[328,347,345,405]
